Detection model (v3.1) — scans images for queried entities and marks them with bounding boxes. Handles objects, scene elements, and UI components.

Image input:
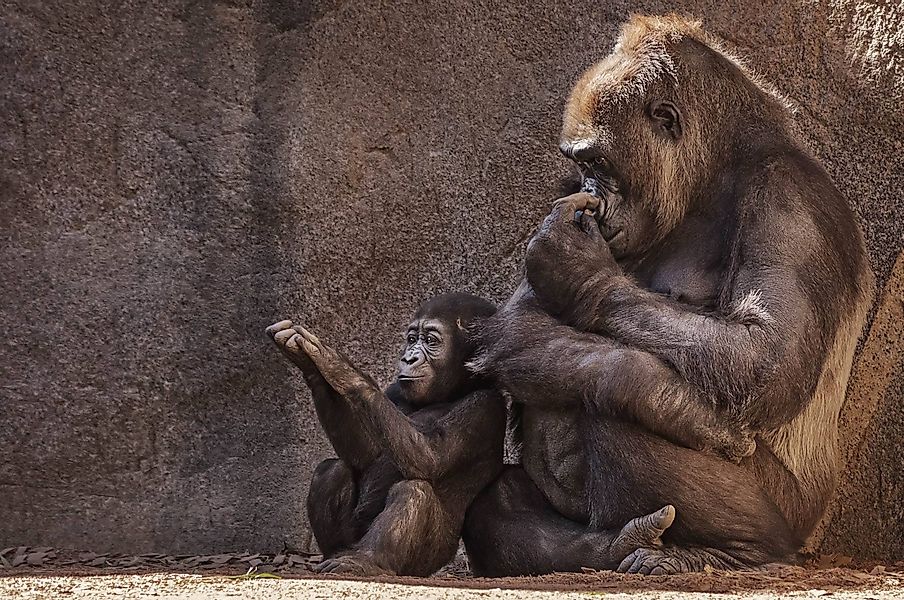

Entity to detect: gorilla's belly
[521,405,588,523]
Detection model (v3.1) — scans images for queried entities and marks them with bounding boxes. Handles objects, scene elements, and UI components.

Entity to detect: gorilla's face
[396,317,463,405]
[558,137,658,261]
[559,59,685,260]
[571,152,657,260]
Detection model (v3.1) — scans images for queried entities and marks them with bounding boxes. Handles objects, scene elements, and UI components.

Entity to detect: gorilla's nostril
[581,177,602,197]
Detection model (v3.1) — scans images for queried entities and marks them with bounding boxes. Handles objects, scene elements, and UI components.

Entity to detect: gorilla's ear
[648,100,682,140]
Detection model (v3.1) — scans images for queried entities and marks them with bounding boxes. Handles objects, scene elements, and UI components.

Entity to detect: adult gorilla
[462,14,873,575]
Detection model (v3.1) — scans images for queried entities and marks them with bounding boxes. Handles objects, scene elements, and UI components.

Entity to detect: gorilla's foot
[609,505,675,560]
[314,553,391,576]
[617,545,744,575]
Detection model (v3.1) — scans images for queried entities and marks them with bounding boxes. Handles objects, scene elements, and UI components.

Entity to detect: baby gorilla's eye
[406,333,417,345]
[426,334,441,346]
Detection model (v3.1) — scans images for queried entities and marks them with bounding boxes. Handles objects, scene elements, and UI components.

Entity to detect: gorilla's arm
[478,283,755,461]
[567,270,804,424]
[525,195,818,428]
[267,321,381,471]
[294,326,505,480]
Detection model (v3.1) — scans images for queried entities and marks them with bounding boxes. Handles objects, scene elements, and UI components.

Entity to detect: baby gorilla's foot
[609,505,676,561]
[617,545,741,575]
[314,553,390,576]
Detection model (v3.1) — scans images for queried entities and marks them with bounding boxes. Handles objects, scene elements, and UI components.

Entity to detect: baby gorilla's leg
[316,480,459,577]
[307,459,361,557]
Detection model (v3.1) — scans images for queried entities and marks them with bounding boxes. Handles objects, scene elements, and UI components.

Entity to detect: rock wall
[1,0,901,556]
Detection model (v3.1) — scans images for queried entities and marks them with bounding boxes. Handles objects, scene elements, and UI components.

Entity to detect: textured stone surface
[1,0,901,556]
[819,253,904,558]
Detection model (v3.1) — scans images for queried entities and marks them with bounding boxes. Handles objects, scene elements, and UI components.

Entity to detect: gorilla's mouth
[579,175,608,227]
[397,375,425,381]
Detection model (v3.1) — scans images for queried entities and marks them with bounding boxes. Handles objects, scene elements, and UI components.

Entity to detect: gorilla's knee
[307,458,357,556]
[311,458,351,488]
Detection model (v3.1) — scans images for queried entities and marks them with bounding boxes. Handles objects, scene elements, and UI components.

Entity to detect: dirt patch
[2,572,904,600]
[3,546,904,597]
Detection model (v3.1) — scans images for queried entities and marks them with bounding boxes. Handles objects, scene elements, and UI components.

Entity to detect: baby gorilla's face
[396,317,463,405]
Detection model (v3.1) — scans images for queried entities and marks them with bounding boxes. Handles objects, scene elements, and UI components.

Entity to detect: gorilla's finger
[626,553,647,574]
[273,328,295,346]
[650,565,666,576]
[580,212,605,241]
[296,326,324,348]
[265,320,293,337]
[617,549,641,573]
[285,333,301,352]
[314,559,335,573]
[551,192,601,224]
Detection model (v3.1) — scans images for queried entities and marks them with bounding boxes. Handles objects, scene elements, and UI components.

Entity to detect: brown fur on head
[560,14,794,251]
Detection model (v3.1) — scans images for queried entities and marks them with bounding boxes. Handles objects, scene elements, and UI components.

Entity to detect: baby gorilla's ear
[456,318,465,331]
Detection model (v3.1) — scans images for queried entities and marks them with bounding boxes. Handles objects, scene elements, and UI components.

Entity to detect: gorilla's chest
[630,226,727,308]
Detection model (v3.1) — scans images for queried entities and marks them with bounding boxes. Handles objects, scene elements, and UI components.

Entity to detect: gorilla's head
[395,293,496,405]
[557,15,787,260]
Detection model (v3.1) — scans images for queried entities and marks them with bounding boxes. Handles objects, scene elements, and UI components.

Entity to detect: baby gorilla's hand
[266,319,318,376]
[292,326,376,398]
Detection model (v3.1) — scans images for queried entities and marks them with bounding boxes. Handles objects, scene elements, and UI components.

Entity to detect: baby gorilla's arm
[266,320,380,471]
[294,326,469,481]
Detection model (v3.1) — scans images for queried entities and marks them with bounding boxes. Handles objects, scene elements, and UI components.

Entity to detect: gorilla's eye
[406,333,417,345]
[426,334,441,347]
[591,157,609,169]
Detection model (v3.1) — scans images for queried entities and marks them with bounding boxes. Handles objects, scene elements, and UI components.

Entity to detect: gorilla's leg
[307,458,361,557]
[582,420,801,573]
[315,480,460,577]
[462,467,675,577]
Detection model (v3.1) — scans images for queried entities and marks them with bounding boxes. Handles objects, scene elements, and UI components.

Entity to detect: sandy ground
[2,567,904,600]
[4,547,904,599]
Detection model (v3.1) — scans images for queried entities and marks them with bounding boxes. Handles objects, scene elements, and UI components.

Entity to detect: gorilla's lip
[397,375,425,381]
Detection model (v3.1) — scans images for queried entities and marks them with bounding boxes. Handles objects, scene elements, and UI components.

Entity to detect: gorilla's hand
[525,193,619,317]
[293,326,376,398]
[267,319,319,378]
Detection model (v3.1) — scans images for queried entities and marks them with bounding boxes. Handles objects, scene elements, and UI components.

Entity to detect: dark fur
[464,15,872,576]
[269,294,506,576]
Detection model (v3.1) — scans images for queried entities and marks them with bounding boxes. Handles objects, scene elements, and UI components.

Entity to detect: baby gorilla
[267,293,674,576]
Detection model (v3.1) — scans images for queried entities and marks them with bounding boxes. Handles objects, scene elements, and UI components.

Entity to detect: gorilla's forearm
[348,384,443,480]
[588,345,756,461]
[563,270,808,421]
[303,371,382,472]
[480,299,754,460]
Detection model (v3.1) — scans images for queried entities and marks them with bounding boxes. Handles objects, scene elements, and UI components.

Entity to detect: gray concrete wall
[1,0,902,556]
